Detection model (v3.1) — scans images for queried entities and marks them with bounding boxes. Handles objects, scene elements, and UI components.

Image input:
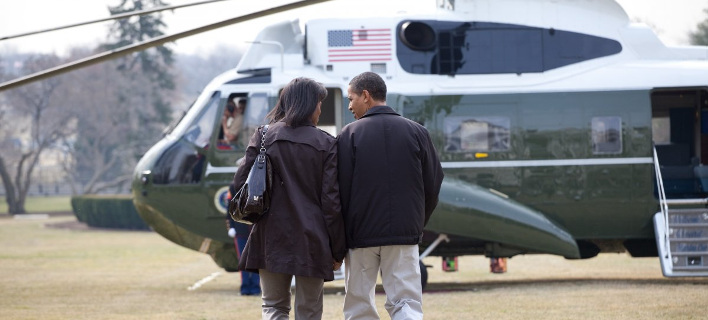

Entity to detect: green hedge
[70,195,150,230]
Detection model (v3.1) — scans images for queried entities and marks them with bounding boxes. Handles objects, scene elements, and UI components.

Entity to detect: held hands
[333,260,342,271]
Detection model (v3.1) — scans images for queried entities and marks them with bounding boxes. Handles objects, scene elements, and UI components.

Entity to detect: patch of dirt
[46,219,92,231]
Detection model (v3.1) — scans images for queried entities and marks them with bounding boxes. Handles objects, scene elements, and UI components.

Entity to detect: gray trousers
[343,245,423,320]
[258,268,324,320]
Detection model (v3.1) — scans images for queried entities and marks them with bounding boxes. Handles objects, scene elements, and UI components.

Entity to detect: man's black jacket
[338,105,444,248]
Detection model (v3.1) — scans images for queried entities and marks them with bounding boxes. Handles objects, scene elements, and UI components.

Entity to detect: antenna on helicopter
[0,0,332,92]
[0,0,235,42]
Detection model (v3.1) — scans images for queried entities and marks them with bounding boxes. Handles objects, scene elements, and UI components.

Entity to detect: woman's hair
[349,71,387,102]
[266,77,328,127]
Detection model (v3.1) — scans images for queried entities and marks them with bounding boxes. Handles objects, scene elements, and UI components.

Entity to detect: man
[338,72,444,320]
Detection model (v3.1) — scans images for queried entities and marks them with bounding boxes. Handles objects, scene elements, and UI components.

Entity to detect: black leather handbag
[229,125,273,224]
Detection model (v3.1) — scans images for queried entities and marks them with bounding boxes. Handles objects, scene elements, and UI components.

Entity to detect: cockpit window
[183,92,220,148]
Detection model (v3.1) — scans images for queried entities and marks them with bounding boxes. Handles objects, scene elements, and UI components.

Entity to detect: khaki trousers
[259,268,324,320]
[343,245,423,320]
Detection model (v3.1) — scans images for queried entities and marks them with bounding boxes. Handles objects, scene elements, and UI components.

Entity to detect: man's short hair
[349,72,387,102]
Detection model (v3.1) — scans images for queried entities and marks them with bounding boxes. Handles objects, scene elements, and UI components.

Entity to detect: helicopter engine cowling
[426,178,581,259]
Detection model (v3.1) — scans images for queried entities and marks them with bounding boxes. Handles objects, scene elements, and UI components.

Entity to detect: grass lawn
[1,214,707,319]
[0,195,72,214]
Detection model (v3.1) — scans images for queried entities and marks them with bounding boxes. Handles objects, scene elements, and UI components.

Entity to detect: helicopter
[3,0,708,286]
[129,0,708,283]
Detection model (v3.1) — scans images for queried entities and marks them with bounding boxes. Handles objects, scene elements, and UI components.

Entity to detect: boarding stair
[653,147,708,276]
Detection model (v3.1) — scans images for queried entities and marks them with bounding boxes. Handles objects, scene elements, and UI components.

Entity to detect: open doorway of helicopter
[652,88,708,199]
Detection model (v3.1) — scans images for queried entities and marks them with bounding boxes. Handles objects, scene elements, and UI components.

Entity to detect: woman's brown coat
[232,121,346,281]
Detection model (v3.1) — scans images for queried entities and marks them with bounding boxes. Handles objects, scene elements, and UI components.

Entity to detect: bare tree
[0,54,74,214]
[690,8,708,45]
[58,46,174,195]
[56,49,130,194]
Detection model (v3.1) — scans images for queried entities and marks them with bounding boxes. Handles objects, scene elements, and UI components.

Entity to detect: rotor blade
[0,0,234,41]
[0,0,332,92]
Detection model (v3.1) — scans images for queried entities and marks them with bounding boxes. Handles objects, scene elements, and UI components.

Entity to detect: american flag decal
[327,29,392,62]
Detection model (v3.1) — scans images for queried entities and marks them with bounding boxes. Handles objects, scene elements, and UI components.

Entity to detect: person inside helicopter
[219,97,246,148]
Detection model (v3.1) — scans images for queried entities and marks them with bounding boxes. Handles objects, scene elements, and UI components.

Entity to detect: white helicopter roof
[224,0,708,95]
[438,0,630,34]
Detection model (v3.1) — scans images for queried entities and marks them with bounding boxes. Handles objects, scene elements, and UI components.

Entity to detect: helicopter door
[652,89,708,198]
[242,92,270,138]
[204,92,273,218]
[211,92,271,152]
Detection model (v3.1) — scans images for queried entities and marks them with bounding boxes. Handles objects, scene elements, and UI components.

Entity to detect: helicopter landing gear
[419,233,449,290]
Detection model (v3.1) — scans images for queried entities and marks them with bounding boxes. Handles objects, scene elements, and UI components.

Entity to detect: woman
[232,77,346,319]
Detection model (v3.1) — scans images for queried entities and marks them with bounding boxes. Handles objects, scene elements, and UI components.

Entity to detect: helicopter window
[225,73,271,84]
[237,93,271,145]
[183,92,220,148]
[444,116,510,152]
[151,141,203,185]
[396,20,622,75]
[318,88,341,136]
[218,95,247,150]
[591,116,622,154]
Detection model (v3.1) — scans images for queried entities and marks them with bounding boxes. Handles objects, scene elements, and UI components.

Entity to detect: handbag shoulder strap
[260,125,269,153]
[256,125,269,168]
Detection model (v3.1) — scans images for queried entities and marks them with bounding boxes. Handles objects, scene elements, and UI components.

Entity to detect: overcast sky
[0,0,707,57]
